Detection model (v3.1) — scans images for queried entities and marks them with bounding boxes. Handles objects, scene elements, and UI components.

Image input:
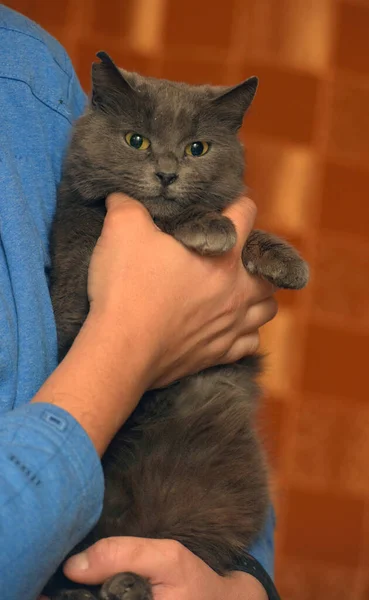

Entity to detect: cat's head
[69,52,258,221]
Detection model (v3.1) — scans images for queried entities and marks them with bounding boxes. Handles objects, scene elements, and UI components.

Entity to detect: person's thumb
[223,195,257,253]
[63,537,166,585]
[63,538,126,584]
[105,192,136,212]
[102,193,158,235]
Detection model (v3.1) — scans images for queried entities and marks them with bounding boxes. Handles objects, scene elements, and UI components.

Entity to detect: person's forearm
[31,311,152,456]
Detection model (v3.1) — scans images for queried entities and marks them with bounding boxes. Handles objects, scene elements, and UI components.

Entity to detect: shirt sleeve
[0,402,104,600]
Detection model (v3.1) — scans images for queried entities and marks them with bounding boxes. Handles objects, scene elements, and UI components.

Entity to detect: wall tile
[260,308,303,396]
[302,323,369,402]
[159,57,228,86]
[163,0,236,51]
[312,233,369,325]
[5,0,70,36]
[328,80,369,165]
[128,0,166,57]
[292,396,369,494]
[342,411,369,496]
[234,0,333,74]
[246,138,317,235]
[3,0,30,14]
[91,0,135,39]
[292,397,348,490]
[282,488,365,565]
[358,506,369,575]
[244,65,320,145]
[334,2,369,75]
[277,557,358,600]
[361,580,369,600]
[321,161,369,239]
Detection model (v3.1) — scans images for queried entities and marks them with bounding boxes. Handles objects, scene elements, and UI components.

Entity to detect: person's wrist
[224,571,268,600]
[82,306,155,390]
[32,309,153,455]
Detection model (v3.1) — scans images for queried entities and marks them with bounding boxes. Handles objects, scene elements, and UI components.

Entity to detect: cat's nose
[156,171,178,187]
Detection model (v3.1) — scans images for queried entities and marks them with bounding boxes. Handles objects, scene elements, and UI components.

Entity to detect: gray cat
[45,52,308,600]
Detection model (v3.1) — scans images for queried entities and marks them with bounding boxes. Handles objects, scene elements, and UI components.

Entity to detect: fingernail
[66,551,89,571]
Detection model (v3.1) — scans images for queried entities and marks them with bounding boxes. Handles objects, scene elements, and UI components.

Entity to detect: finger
[190,299,277,372]
[219,332,260,364]
[106,193,143,213]
[64,537,178,585]
[244,273,277,305]
[242,297,278,333]
[223,196,257,253]
[105,193,159,234]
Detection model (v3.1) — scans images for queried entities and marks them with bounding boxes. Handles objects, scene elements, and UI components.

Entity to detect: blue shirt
[0,6,274,599]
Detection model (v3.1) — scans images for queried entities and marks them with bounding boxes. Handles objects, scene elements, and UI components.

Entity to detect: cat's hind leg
[99,572,152,600]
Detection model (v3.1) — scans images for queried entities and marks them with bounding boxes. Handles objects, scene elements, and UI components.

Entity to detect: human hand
[87,193,277,389]
[32,193,276,455]
[62,537,268,600]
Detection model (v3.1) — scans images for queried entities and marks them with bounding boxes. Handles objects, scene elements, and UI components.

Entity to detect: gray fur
[46,53,308,600]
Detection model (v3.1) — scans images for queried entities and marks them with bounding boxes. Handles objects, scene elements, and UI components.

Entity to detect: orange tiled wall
[4,1,369,598]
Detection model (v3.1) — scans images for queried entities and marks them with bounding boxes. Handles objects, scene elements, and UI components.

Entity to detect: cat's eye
[185,141,210,157]
[125,132,151,151]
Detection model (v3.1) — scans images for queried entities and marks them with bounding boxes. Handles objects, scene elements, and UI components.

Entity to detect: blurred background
[4,0,369,598]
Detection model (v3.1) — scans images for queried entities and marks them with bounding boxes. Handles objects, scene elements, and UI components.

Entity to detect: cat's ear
[211,77,258,131]
[91,51,134,113]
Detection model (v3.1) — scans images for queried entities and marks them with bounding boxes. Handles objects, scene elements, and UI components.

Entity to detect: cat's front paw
[258,252,309,290]
[243,230,309,290]
[99,572,152,600]
[173,215,236,256]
